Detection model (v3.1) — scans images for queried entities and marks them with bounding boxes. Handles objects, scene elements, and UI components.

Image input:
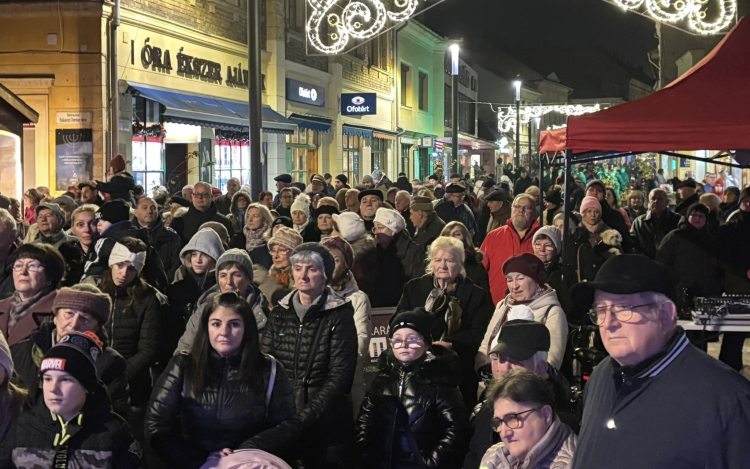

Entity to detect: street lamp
[450,43,460,176]
[514,80,522,168]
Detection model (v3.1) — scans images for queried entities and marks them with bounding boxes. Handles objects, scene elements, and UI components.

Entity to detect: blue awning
[342,124,373,138]
[127,82,296,135]
[288,114,333,133]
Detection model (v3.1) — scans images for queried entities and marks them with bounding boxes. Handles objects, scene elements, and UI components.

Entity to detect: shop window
[342,134,361,185]
[400,64,412,107]
[400,144,410,177]
[418,72,428,111]
[372,138,387,172]
[286,128,318,183]
[132,136,165,197]
[214,137,250,192]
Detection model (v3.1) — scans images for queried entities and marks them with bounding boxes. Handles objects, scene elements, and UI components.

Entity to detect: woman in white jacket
[476,253,568,374]
[320,236,372,413]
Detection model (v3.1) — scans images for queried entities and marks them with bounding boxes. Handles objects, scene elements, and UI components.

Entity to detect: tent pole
[562,150,572,288]
[538,152,544,226]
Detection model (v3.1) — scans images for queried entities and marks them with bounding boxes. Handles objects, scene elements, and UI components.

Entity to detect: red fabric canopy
[539,17,750,155]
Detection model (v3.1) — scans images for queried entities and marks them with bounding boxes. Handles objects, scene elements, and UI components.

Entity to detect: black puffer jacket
[0,382,143,468]
[356,347,469,469]
[167,265,217,324]
[96,171,136,205]
[145,352,299,469]
[262,288,358,466]
[170,203,234,246]
[10,321,130,418]
[136,217,182,281]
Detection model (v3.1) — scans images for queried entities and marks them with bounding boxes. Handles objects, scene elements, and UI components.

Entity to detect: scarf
[269,266,293,289]
[38,230,66,245]
[294,219,309,234]
[243,225,267,251]
[7,289,47,333]
[424,277,462,340]
[234,208,247,226]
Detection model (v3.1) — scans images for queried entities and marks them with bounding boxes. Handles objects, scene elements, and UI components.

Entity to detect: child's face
[390,328,426,364]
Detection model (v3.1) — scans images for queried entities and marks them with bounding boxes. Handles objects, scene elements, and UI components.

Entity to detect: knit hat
[180,228,225,263]
[96,200,131,224]
[740,187,750,203]
[211,187,222,196]
[53,284,113,327]
[410,196,434,212]
[585,179,606,195]
[725,186,740,199]
[271,216,293,231]
[52,195,76,216]
[268,226,304,252]
[485,189,509,203]
[216,249,254,283]
[686,202,710,218]
[109,241,147,274]
[332,212,365,242]
[490,318,551,361]
[372,170,385,184]
[291,193,311,219]
[35,203,66,224]
[0,195,9,210]
[292,243,335,284]
[580,196,602,214]
[502,253,547,285]
[389,308,432,346]
[320,236,355,270]
[170,196,191,208]
[545,189,562,206]
[362,175,374,184]
[373,208,406,234]
[110,154,126,173]
[41,331,104,392]
[0,332,12,384]
[533,225,562,254]
[335,174,348,185]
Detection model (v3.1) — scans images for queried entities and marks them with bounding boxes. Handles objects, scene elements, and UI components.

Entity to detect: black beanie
[271,216,293,230]
[389,308,433,346]
[292,243,335,284]
[315,204,340,217]
[96,200,131,224]
[41,332,103,392]
[740,187,750,204]
[335,174,348,185]
[686,202,709,218]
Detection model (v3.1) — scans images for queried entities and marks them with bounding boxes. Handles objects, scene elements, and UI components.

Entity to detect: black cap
[335,174,348,185]
[482,178,496,189]
[545,189,563,206]
[274,174,293,184]
[358,189,384,202]
[389,308,432,346]
[740,187,750,203]
[170,196,191,208]
[271,216,293,230]
[95,200,131,224]
[518,166,527,173]
[485,189,509,202]
[678,178,697,189]
[586,179,606,194]
[570,254,672,312]
[324,173,332,180]
[490,320,550,360]
[445,182,467,194]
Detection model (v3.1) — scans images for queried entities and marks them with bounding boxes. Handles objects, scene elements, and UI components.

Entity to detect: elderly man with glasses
[480,194,540,304]
[170,181,234,246]
[569,255,750,469]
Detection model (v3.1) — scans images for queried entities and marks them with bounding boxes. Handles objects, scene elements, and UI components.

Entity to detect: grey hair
[425,236,466,277]
[641,291,677,326]
[290,250,328,281]
[396,190,411,201]
[531,351,549,371]
[194,181,212,192]
[514,193,536,206]
[0,208,16,232]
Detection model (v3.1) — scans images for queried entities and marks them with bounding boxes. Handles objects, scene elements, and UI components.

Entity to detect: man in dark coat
[133,197,181,281]
[170,182,233,246]
[273,174,293,209]
[570,255,750,469]
[675,178,700,217]
[435,182,479,242]
[410,196,445,254]
[78,181,106,207]
[513,167,533,195]
[95,154,136,205]
[213,177,240,215]
[630,188,680,259]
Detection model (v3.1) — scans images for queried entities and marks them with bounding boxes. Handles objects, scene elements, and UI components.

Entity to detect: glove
[478,364,493,385]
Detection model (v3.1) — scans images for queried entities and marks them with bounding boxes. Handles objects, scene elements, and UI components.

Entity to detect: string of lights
[607,0,736,35]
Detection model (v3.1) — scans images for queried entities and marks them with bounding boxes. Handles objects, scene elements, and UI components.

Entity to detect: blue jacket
[435,199,479,242]
[572,328,750,469]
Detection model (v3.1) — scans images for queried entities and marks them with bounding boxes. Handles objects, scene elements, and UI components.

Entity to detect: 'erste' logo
[41,358,66,373]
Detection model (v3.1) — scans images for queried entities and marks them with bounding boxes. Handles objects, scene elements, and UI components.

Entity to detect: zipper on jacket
[292,320,303,389]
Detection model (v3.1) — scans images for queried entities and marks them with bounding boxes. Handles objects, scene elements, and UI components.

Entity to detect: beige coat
[479,417,576,469]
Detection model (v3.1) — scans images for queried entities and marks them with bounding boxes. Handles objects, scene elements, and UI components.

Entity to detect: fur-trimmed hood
[349,232,377,262]
[379,344,463,387]
[230,191,252,213]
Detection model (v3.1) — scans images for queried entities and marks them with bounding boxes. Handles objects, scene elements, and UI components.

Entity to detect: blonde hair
[318,197,340,210]
[525,186,540,197]
[425,236,466,276]
[245,203,273,229]
[71,204,99,224]
[700,193,721,212]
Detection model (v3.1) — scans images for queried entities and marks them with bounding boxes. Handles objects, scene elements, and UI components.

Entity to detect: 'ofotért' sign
[286,79,326,107]
[341,93,377,116]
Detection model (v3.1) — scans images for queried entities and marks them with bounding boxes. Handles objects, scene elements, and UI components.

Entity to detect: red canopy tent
[539,16,750,156]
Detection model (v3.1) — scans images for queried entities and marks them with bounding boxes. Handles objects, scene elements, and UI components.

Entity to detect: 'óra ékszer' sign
[341,93,377,116]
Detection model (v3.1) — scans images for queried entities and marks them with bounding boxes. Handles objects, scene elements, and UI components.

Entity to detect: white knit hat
[373,208,405,234]
[332,212,365,242]
[291,193,311,219]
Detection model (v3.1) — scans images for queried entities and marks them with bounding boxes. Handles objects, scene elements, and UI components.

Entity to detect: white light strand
[497,104,602,133]
[611,0,736,35]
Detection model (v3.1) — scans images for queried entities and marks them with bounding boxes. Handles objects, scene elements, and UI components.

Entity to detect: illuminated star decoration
[308,0,419,54]
[497,104,603,133]
[610,0,736,35]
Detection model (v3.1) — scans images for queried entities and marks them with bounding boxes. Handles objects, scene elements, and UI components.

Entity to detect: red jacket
[480,219,540,304]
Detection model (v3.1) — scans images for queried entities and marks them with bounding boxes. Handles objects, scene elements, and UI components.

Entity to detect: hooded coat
[356,346,469,469]
[479,417,576,469]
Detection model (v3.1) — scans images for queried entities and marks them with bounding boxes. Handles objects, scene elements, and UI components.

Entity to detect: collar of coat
[379,345,462,387]
[277,286,347,312]
[613,327,689,380]
[489,416,573,469]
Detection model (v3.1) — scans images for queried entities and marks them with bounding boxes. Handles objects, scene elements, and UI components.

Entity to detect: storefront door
[307,149,318,178]
[165,143,188,194]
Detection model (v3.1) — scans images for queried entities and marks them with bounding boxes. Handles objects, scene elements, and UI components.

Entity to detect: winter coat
[30,229,78,249]
[674,192,700,218]
[599,202,633,253]
[0,245,15,300]
[413,212,446,254]
[476,287,568,372]
[397,275,493,408]
[373,235,408,308]
[145,352,299,469]
[214,193,232,215]
[171,203,234,246]
[254,267,294,308]
[261,288,358,467]
[630,210,681,259]
[464,250,490,293]
[0,290,57,346]
[487,203,512,236]
[168,265,218,323]
[10,321,130,418]
[96,171,137,205]
[356,347,469,469]
[514,176,533,196]
[480,219,541,304]
[435,200,479,241]
[480,417,576,469]
[135,217,182,281]
[563,222,623,291]
[231,235,273,270]
[395,176,413,193]
[544,256,566,310]
[177,284,269,354]
[717,210,750,294]
[350,234,378,298]
[0,382,143,469]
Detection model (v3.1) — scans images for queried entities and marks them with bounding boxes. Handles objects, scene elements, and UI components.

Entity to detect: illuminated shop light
[497,104,602,133]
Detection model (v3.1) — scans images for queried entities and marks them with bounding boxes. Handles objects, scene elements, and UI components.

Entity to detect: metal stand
[451,73,459,175]
[248,0,263,198]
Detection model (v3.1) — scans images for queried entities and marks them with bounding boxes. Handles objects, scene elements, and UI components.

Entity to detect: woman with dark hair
[22,188,42,224]
[543,188,563,226]
[227,191,252,234]
[146,293,299,468]
[441,221,490,292]
[0,243,65,345]
[605,187,631,229]
[258,190,274,211]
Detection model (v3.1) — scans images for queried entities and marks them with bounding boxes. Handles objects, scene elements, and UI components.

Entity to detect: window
[131,98,164,196]
[372,138,387,172]
[285,128,317,183]
[369,32,390,70]
[418,72,428,111]
[214,139,250,191]
[400,144,410,177]
[288,0,305,33]
[459,92,476,135]
[444,83,452,127]
[400,64,411,107]
[342,134,361,185]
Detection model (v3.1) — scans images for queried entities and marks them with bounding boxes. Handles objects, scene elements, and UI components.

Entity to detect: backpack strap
[265,355,277,419]
[542,305,554,323]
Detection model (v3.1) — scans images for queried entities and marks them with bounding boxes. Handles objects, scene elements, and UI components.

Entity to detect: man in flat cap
[435,181,478,242]
[273,174,293,209]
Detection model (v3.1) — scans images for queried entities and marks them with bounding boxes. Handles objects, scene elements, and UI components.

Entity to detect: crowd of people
[0,154,749,469]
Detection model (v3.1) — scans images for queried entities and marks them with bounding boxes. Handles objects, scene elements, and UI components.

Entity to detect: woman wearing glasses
[480,369,576,469]
[532,226,565,308]
[356,308,468,469]
[146,293,299,468]
[0,244,64,346]
[254,227,303,307]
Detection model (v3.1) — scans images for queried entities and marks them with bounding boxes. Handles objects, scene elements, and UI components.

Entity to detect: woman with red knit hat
[96,154,136,205]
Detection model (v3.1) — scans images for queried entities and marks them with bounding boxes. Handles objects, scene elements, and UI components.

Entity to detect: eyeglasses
[390,337,424,349]
[588,303,659,325]
[193,192,210,198]
[533,242,555,251]
[490,407,541,431]
[13,261,45,272]
[512,205,534,213]
[270,247,291,256]
[281,195,294,200]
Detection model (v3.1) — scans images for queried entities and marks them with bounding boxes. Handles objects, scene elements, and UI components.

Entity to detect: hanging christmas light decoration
[610,0,736,35]
[307,0,428,54]
[497,104,602,133]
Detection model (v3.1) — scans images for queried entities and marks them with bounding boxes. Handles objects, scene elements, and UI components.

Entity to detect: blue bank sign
[286,78,325,107]
[341,93,377,116]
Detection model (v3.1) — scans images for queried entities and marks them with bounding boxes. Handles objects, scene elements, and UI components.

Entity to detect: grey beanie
[362,175,374,184]
[216,248,254,283]
[35,203,66,224]
[0,332,12,382]
[181,228,226,264]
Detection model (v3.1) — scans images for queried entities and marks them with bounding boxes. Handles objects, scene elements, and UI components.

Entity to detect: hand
[210,448,233,458]
[433,341,452,349]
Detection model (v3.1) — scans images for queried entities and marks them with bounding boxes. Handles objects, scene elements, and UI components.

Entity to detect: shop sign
[140,39,222,82]
[680,158,691,168]
[56,112,92,125]
[421,136,434,148]
[341,93,377,116]
[286,78,326,107]
[55,129,93,192]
